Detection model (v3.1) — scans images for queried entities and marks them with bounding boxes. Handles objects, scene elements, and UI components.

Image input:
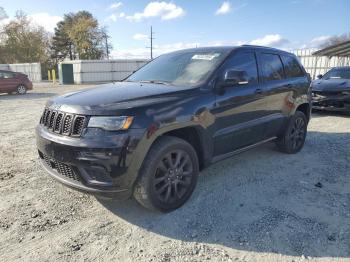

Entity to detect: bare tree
[101,26,113,60]
[320,33,350,48]
[0,7,7,21]
[0,11,50,64]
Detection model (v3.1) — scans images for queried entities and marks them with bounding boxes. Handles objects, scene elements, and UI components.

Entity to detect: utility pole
[151,26,153,60]
[101,27,111,60]
[147,26,155,60]
[105,35,110,60]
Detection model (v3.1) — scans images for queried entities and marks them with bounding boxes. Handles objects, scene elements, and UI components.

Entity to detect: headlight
[88,116,133,131]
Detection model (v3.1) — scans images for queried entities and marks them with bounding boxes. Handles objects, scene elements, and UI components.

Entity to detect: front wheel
[17,85,27,95]
[276,111,308,154]
[134,136,199,212]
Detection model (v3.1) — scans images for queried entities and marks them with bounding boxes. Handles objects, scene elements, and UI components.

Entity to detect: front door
[0,71,16,93]
[212,51,268,157]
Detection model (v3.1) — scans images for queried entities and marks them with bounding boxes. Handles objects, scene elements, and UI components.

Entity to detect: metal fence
[59,59,149,84]
[0,63,42,82]
[291,49,350,79]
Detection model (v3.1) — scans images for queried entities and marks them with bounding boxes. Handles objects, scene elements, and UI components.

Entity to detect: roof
[312,40,350,57]
[170,45,292,54]
[172,46,237,53]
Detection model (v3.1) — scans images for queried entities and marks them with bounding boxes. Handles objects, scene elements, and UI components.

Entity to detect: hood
[47,82,196,115]
[311,78,350,92]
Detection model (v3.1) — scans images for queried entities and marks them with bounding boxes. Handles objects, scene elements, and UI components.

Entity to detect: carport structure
[312,40,350,78]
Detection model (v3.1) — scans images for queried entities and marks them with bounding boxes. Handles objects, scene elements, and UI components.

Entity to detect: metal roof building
[291,41,350,79]
[313,40,350,57]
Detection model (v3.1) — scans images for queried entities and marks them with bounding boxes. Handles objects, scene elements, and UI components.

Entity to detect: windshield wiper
[139,80,170,85]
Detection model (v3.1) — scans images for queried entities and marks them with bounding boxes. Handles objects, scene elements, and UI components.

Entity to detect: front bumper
[36,124,145,199]
[312,91,350,112]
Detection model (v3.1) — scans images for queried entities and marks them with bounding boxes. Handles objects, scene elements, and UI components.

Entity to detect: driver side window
[220,52,258,85]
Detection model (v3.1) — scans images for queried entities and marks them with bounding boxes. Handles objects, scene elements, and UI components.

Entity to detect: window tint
[0,72,14,79]
[281,55,304,78]
[323,69,350,80]
[260,53,285,81]
[221,52,258,85]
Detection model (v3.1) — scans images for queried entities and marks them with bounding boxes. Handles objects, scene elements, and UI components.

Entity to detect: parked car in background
[36,45,311,212]
[311,66,350,112]
[0,70,33,95]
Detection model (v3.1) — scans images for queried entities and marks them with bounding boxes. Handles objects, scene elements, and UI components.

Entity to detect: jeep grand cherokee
[36,45,311,212]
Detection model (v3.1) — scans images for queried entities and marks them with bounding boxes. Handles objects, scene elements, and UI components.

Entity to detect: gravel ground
[0,84,349,262]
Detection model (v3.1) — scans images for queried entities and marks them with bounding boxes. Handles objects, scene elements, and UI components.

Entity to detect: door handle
[286,84,293,88]
[255,88,263,94]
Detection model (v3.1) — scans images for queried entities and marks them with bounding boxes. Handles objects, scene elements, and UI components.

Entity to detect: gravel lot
[0,84,349,262]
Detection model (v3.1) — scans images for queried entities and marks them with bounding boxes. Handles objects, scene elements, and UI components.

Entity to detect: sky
[1,0,349,58]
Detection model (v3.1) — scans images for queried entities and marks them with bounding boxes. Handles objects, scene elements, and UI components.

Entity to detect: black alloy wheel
[134,136,199,212]
[277,111,308,154]
[153,150,193,204]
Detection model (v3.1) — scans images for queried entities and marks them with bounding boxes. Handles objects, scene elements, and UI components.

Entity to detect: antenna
[146,26,155,60]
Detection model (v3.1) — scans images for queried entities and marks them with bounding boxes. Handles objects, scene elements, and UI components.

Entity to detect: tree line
[0,7,112,77]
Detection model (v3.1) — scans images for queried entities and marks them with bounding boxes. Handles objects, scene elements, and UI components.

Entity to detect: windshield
[126,50,231,86]
[323,69,350,80]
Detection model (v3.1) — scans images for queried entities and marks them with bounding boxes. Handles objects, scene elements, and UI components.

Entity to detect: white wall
[291,49,350,79]
[0,63,42,82]
[60,59,149,84]
[59,50,350,83]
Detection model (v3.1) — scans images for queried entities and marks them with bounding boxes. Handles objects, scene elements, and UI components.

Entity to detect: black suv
[36,46,311,212]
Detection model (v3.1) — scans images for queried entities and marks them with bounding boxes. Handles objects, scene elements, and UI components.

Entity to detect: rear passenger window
[281,55,304,78]
[260,53,285,81]
[2,72,14,79]
[221,52,258,85]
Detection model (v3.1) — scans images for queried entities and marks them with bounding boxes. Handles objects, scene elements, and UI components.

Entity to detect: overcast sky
[1,0,349,58]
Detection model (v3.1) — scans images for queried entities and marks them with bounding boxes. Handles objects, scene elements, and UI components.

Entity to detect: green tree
[51,11,111,61]
[51,14,76,61]
[68,11,103,59]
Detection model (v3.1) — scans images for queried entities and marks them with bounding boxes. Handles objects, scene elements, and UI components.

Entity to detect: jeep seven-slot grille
[40,152,81,182]
[40,109,87,137]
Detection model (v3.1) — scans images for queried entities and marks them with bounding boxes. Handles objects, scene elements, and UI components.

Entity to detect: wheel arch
[130,123,208,189]
[160,126,206,170]
[295,103,311,122]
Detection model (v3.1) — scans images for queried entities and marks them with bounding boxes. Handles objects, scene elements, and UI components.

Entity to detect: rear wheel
[133,136,199,212]
[17,85,27,95]
[276,111,307,154]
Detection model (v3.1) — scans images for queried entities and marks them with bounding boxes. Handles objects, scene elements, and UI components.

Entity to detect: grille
[40,152,81,182]
[62,115,73,135]
[54,113,63,132]
[40,109,87,137]
[48,111,56,129]
[72,116,86,136]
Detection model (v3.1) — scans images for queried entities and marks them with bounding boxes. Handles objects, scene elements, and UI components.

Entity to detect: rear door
[212,50,268,156]
[0,71,7,93]
[256,52,292,138]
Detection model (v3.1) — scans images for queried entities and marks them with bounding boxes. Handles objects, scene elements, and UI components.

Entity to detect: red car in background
[0,70,33,95]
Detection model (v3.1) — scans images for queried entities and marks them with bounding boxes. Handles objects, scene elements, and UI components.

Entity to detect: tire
[133,136,199,212]
[17,85,27,95]
[276,111,308,154]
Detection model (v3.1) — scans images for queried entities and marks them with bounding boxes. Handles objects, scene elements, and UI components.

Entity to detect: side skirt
[211,137,277,164]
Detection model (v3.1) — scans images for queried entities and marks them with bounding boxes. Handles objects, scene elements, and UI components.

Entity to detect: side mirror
[223,69,249,86]
[317,74,323,79]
